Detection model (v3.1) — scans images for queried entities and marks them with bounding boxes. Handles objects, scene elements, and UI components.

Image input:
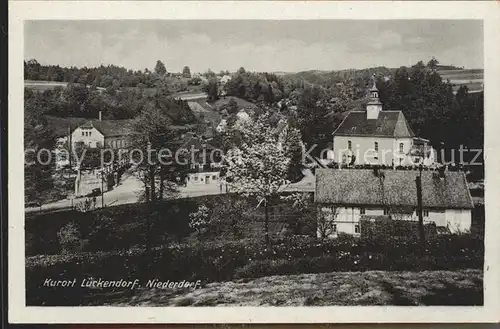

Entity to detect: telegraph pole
[416,164,425,254]
[101,166,105,208]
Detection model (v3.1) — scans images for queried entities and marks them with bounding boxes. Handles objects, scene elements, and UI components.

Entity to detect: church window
[374,142,379,152]
[355,224,360,234]
[399,143,404,153]
[348,141,352,150]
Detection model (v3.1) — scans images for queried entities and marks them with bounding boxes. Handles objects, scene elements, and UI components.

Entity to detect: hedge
[26,234,484,305]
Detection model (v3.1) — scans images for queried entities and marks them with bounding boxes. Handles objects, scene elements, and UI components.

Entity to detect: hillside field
[101,269,483,306]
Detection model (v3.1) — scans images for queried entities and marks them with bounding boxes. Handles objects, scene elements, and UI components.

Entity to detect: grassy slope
[100,269,482,306]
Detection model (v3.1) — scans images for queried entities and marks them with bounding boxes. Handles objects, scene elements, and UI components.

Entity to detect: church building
[332,79,434,166]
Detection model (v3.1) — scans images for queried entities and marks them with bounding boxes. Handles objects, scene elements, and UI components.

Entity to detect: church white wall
[333,136,413,166]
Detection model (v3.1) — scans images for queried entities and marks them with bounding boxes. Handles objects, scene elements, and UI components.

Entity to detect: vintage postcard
[8,0,500,324]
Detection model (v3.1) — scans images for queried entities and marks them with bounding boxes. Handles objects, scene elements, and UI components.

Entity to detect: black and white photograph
[8,0,500,324]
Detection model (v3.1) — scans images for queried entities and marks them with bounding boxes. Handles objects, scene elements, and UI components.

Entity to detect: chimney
[98,111,102,121]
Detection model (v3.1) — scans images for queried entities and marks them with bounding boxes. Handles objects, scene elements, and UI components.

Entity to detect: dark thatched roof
[315,169,473,209]
[333,111,415,138]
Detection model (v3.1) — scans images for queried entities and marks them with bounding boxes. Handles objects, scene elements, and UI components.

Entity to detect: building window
[374,142,379,152]
[332,224,337,232]
[355,224,360,234]
[399,143,404,153]
[212,175,217,180]
[360,208,365,215]
[348,141,352,150]
[89,131,92,137]
[424,209,429,217]
[383,207,389,215]
[82,131,85,136]
[194,176,198,181]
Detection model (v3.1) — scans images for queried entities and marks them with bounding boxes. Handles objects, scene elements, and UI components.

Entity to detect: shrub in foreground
[26,234,484,305]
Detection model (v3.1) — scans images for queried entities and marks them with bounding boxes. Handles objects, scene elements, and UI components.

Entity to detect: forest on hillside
[25,58,484,168]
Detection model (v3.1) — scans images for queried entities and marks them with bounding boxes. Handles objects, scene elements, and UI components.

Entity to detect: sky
[25,20,483,73]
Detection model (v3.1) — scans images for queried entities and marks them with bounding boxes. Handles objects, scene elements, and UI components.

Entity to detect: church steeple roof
[367,74,382,106]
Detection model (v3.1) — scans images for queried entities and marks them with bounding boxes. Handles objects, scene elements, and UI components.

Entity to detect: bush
[360,218,437,242]
[26,233,483,305]
[57,222,82,253]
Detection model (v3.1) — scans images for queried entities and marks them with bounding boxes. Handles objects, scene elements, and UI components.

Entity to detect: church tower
[366,75,383,120]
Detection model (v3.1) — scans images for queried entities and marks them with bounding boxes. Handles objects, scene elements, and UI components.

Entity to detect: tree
[295,84,332,152]
[317,205,341,239]
[132,103,187,251]
[182,66,191,78]
[427,57,439,71]
[280,192,315,235]
[377,60,455,150]
[283,124,304,182]
[223,112,291,244]
[226,98,239,115]
[202,77,219,102]
[24,111,56,204]
[154,60,167,76]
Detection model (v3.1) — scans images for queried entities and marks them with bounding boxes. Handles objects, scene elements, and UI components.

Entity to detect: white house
[332,80,434,167]
[216,109,252,133]
[72,121,104,148]
[315,168,474,237]
[220,75,232,85]
[71,117,135,151]
[180,133,224,189]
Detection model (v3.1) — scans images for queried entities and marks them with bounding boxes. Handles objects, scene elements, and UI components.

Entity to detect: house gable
[393,112,415,138]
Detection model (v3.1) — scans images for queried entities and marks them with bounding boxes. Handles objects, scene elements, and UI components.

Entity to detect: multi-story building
[332,80,435,166]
